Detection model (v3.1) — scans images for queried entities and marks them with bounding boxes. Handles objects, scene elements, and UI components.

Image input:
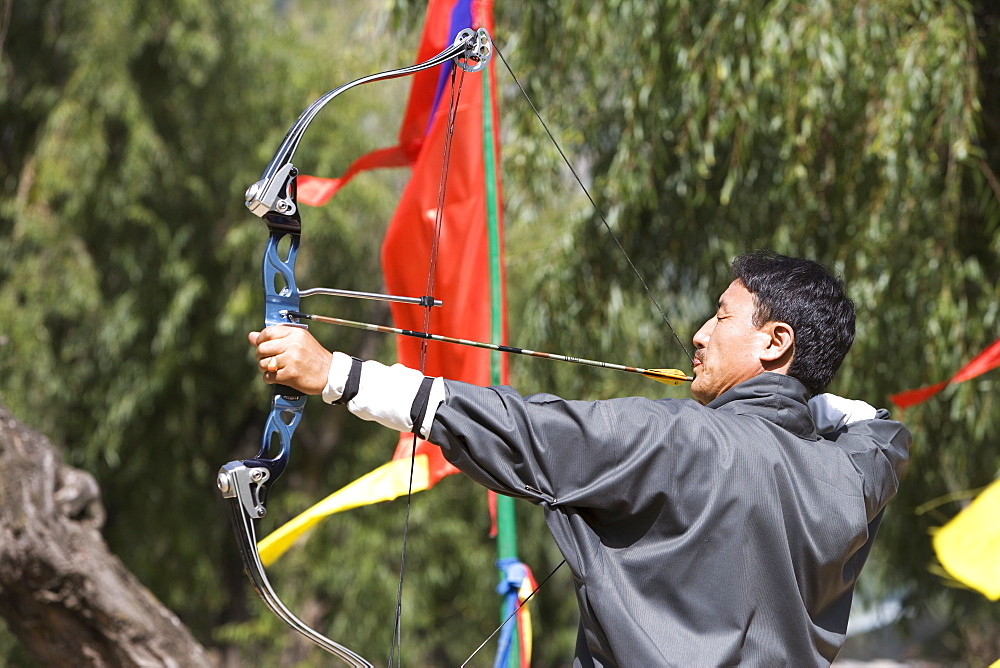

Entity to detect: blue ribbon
[494,557,529,668]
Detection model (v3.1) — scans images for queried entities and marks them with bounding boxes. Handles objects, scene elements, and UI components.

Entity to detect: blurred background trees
[1,0,997,664]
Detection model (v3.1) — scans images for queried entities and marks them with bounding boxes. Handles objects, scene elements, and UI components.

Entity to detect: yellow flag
[258,455,431,567]
[932,478,1000,601]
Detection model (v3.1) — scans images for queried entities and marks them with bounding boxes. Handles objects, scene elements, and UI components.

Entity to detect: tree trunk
[0,403,213,667]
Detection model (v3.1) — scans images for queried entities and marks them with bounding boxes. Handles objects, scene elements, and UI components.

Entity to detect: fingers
[251,325,298,360]
[249,325,333,395]
[252,326,298,378]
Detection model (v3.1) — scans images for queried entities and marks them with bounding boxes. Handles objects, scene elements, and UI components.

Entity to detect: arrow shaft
[283,310,692,383]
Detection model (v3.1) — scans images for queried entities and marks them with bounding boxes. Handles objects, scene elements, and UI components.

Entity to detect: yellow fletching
[642,368,693,386]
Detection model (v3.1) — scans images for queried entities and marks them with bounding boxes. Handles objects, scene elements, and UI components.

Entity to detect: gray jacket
[428,372,910,667]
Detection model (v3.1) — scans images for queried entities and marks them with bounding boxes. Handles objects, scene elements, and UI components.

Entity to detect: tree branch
[0,403,213,667]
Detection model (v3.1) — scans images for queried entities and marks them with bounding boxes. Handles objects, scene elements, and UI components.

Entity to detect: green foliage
[2,0,999,663]
[500,0,1000,657]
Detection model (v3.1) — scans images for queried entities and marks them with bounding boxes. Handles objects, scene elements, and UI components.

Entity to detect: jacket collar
[706,372,819,441]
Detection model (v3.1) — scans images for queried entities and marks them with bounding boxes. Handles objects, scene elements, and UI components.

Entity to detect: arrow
[281,310,693,386]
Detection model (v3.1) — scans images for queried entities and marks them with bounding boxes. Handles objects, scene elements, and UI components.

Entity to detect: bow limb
[244,28,491,218]
[215,27,492,664]
[218,461,372,666]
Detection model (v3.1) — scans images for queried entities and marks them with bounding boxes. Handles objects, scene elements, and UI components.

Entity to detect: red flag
[297,147,412,206]
[382,0,505,482]
[890,338,1000,408]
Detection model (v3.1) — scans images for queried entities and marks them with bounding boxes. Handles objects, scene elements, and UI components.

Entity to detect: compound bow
[215,27,492,665]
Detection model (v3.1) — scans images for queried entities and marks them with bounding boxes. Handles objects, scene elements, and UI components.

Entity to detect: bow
[215,27,492,665]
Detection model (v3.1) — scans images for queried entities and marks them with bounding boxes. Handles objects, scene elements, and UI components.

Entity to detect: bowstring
[388,63,466,668]
[489,38,694,366]
[396,35,697,665]
[459,37,698,662]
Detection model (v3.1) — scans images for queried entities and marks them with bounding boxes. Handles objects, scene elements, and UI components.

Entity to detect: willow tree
[0,0,435,662]
[0,0,297,653]
[492,0,1000,657]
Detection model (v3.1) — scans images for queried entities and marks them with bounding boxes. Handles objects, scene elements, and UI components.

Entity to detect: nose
[692,317,713,350]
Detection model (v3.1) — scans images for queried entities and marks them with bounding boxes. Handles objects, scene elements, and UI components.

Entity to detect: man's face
[690,280,776,405]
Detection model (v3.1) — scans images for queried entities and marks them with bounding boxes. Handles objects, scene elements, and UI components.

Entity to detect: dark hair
[731,250,855,396]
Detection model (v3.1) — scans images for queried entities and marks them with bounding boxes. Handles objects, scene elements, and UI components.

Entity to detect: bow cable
[460,559,566,667]
[389,62,468,668]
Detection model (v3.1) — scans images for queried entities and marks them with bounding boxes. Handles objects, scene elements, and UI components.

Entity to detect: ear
[760,321,794,367]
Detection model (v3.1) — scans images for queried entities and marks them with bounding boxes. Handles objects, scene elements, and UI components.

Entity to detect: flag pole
[481,19,522,666]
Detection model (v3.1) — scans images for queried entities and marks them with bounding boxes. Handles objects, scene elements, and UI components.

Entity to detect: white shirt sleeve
[808,393,878,433]
[322,351,446,438]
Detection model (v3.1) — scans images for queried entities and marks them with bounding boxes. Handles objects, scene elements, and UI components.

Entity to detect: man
[249,250,910,666]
